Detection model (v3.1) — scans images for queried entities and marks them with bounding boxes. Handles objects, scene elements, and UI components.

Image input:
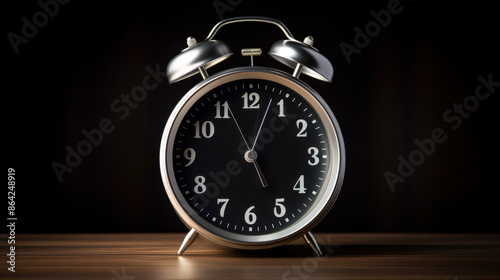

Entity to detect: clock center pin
[244,150,258,163]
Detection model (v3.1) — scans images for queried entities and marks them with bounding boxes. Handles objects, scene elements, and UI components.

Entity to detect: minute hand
[251,99,273,151]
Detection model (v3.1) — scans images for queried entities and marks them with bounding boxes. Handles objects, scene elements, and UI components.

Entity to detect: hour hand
[254,161,268,187]
[246,99,273,187]
[244,150,268,187]
[228,105,269,188]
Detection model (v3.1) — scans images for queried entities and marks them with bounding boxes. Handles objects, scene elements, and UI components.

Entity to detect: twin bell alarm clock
[159,16,345,256]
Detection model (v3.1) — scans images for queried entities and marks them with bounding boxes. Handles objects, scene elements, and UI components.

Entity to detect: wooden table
[2,233,499,279]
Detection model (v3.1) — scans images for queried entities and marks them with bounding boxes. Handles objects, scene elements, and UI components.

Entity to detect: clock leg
[303,231,323,257]
[177,228,199,255]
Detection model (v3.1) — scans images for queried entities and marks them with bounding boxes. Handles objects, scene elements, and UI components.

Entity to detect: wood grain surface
[1,233,499,279]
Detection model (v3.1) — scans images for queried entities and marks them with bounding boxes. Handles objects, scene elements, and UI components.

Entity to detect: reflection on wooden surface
[2,233,499,279]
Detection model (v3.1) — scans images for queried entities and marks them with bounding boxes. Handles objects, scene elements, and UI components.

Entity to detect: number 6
[244,206,257,225]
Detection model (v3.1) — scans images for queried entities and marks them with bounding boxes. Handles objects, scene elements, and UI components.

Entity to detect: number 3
[308,147,319,166]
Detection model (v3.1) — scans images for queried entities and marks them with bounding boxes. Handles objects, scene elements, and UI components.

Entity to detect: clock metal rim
[159,66,345,250]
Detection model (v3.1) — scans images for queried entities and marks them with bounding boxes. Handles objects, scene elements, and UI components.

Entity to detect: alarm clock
[159,16,345,256]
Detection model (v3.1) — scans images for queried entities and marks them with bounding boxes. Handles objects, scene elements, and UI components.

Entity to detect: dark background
[4,0,499,234]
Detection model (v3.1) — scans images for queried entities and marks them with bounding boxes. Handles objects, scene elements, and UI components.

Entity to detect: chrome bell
[166,16,334,84]
[268,36,334,82]
[166,37,233,83]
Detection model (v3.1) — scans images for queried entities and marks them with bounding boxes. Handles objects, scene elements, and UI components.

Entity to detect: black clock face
[165,73,340,238]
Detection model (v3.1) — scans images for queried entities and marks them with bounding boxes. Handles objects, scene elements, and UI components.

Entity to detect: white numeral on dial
[214,101,229,119]
[217,198,229,217]
[184,148,196,167]
[244,206,257,225]
[307,147,320,166]
[194,121,215,138]
[277,99,285,117]
[296,119,308,137]
[293,175,306,194]
[194,175,207,194]
[242,92,260,109]
[274,198,286,218]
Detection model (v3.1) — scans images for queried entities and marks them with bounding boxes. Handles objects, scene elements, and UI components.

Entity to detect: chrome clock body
[159,17,345,255]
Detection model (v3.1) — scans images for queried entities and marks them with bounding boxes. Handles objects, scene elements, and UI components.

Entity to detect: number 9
[184,148,196,167]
